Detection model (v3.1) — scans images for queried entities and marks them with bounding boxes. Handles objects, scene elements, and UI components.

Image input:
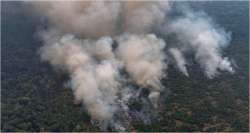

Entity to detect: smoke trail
[169,48,189,76]
[29,1,234,131]
[168,10,234,78]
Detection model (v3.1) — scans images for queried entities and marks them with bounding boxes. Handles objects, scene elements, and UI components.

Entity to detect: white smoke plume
[168,10,234,78]
[29,1,234,131]
[169,48,189,76]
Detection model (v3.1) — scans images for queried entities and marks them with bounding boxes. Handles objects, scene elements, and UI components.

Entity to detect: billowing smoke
[29,1,234,131]
[40,34,121,121]
[116,34,167,108]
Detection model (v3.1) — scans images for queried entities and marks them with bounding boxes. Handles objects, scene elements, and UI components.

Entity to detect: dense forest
[1,1,249,132]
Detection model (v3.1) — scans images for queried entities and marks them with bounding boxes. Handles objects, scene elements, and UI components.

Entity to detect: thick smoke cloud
[30,1,234,130]
[31,1,171,38]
